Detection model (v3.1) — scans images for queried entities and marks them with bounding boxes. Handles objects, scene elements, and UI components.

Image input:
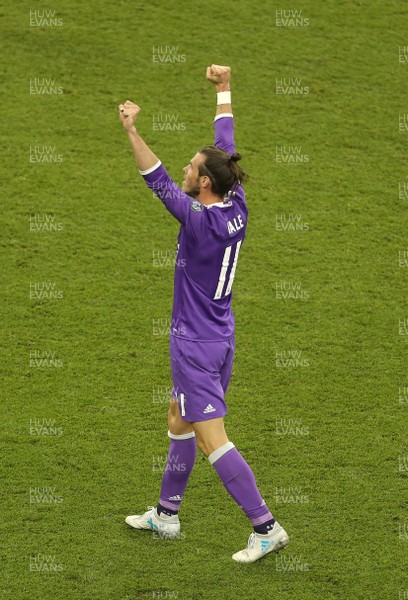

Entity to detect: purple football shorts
[170,334,235,422]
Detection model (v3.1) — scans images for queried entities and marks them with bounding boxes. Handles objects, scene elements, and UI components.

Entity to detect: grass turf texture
[1,0,407,598]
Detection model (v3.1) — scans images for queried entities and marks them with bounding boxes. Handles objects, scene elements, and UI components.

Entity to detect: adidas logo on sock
[169,495,183,501]
[203,404,216,414]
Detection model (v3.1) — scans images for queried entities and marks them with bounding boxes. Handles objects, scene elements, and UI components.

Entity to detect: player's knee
[195,430,230,457]
[167,400,193,436]
[195,433,223,457]
[167,409,177,431]
[167,398,177,424]
[195,434,209,456]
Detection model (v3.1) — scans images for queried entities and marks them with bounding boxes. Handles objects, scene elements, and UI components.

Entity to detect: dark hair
[198,145,247,199]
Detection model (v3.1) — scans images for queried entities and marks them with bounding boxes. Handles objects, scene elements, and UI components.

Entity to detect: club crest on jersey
[190,200,204,212]
[227,214,244,235]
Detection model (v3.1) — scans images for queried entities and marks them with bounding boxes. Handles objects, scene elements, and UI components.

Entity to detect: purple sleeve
[214,114,235,154]
[214,114,246,203]
[140,161,205,237]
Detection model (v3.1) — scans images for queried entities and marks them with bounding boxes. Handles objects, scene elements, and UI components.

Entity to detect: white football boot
[232,521,290,563]
[125,506,180,539]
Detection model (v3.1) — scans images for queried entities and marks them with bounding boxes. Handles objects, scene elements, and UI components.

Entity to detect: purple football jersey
[141,115,247,341]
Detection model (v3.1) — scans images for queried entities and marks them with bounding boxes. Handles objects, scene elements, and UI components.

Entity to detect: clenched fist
[206,64,231,89]
[119,100,141,131]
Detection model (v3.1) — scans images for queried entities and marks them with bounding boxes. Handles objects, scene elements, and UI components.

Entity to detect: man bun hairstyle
[198,145,247,199]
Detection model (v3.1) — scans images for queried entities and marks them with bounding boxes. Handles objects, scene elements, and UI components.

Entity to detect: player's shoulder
[185,195,247,241]
[189,199,204,212]
[203,199,247,239]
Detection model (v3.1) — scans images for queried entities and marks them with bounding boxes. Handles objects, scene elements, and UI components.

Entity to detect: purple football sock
[209,442,274,529]
[158,431,196,516]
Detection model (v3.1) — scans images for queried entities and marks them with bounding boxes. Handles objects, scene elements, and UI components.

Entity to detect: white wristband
[217,91,231,105]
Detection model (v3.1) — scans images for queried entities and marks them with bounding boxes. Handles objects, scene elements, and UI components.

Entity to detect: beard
[182,176,201,199]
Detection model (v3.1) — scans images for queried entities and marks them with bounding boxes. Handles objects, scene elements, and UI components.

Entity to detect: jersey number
[214,240,242,300]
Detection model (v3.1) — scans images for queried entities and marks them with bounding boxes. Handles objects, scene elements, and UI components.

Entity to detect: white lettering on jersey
[227,214,244,235]
[214,240,243,299]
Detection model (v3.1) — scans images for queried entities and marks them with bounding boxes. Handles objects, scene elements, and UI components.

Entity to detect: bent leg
[168,396,194,436]
[193,417,275,533]
[192,416,228,456]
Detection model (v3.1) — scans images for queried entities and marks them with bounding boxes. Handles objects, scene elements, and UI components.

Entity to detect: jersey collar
[205,200,233,209]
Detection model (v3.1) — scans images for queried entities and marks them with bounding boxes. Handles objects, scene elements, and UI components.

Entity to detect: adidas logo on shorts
[203,404,216,414]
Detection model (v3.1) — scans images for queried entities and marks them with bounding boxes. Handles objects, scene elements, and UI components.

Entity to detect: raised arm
[206,64,235,154]
[119,99,204,230]
[119,100,160,171]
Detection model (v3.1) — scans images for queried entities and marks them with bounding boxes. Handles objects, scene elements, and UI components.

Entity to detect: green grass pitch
[1,1,408,598]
